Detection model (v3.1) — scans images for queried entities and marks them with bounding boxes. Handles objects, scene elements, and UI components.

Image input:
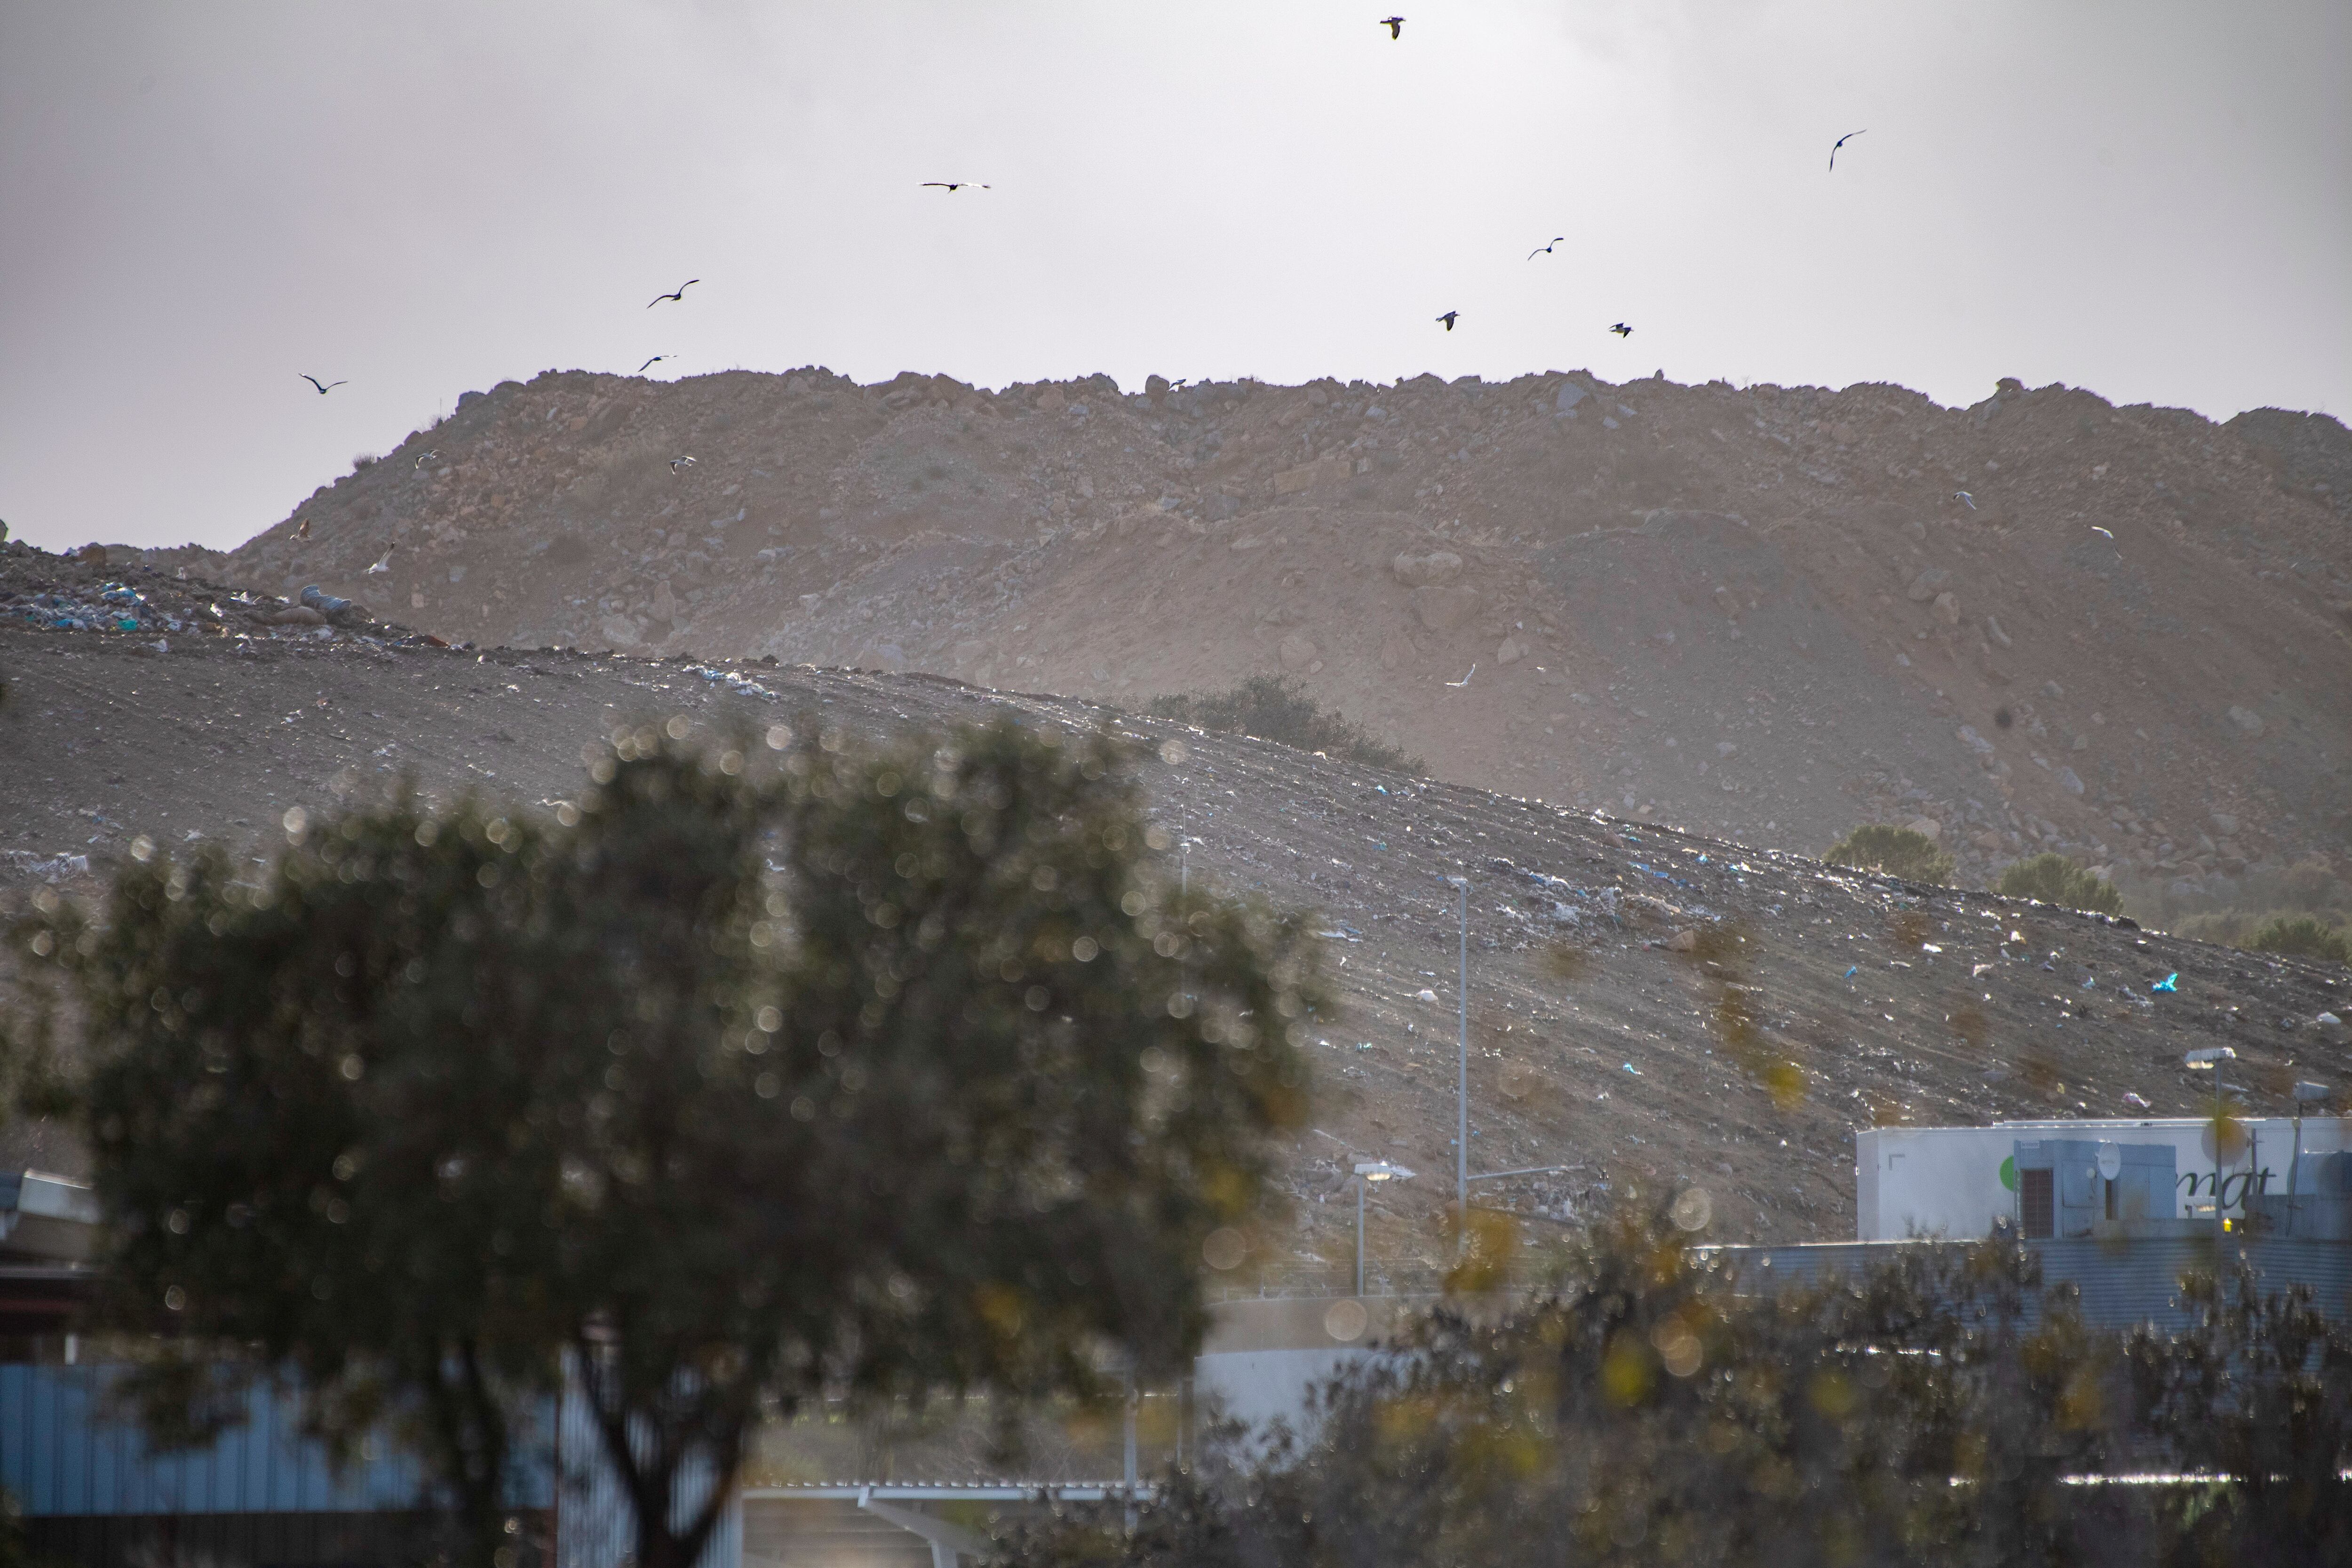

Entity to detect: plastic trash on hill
[2151,973,2178,993]
[299,585,367,626]
[2123,1092,2152,1110]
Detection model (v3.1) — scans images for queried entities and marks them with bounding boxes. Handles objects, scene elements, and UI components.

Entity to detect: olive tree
[17,715,1316,1568]
[22,797,567,1568]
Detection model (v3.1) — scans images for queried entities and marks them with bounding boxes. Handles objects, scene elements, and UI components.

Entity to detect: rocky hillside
[7,619,2346,1254]
[197,366,2352,914]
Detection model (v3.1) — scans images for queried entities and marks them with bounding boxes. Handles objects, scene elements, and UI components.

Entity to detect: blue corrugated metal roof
[0,1365,437,1515]
[0,1362,734,1568]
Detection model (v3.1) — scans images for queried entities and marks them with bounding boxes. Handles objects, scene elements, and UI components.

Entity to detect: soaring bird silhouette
[1953,491,1976,509]
[366,545,395,574]
[296,517,311,541]
[647,280,699,307]
[1379,16,1404,39]
[1608,322,1633,337]
[413,448,439,470]
[669,455,697,474]
[1528,236,1565,259]
[300,374,346,395]
[1436,310,1460,331]
[920,182,990,192]
[638,354,672,374]
[1829,129,1866,172]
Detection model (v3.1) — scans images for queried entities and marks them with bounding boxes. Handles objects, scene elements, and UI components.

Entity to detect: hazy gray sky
[4,1,2346,553]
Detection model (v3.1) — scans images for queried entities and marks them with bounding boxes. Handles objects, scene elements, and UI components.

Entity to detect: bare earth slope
[198,368,2352,915]
[7,612,2346,1261]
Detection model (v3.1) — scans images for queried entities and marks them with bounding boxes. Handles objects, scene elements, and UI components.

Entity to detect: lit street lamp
[1353,1161,1414,1296]
[2184,1046,2237,1242]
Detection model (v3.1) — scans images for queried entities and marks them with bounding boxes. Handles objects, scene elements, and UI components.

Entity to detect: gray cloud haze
[3,0,2346,551]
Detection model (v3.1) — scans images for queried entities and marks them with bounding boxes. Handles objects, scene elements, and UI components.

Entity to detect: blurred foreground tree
[2126,1259,2352,1563]
[14,800,558,1568]
[11,716,1315,1568]
[999,1207,2144,1568]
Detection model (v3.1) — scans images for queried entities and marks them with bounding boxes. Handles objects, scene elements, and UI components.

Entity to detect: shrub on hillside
[2249,914,2352,966]
[1997,852,2124,915]
[1823,824,1954,885]
[1150,676,1422,773]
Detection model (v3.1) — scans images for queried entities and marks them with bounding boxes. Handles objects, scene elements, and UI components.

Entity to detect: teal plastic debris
[2152,972,2178,993]
[1843,965,1859,980]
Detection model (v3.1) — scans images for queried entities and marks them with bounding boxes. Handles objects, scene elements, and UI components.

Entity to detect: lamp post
[1352,1161,1415,1296]
[1446,876,1469,1251]
[2288,1079,2330,1236]
[2185,1046,2237,1244]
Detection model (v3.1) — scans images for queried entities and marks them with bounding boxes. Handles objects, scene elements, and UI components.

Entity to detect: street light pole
[1455,877,1468,1252]
[2185,1047,2236,1246]
[1353,1162,1413,1296]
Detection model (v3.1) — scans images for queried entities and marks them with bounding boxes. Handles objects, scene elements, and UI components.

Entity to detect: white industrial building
[1854,1116,2352,1242]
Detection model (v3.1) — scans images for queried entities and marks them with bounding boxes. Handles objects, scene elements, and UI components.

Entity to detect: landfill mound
[4,614,2346,1252]
[170,365,2352,921]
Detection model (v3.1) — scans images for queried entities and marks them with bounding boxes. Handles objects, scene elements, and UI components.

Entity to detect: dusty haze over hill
[4,3,2346,552]
[206,363,2352,912]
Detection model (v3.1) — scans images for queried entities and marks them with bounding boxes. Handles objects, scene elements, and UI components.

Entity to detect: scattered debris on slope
[132,364,2352,918]
[7,625,2345,1257]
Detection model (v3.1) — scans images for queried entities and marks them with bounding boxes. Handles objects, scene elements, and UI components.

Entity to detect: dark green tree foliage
[20,717,1316,1568]
[1149,676,1422,773]
[1001,1208,2149,1568]
[2247,913,2352,965]
[1823,825,1956,886]
[542,718,1316,1568]
[43,798,556,1568]
[2125,1259,2352,1563]
[1996,852,2124,916]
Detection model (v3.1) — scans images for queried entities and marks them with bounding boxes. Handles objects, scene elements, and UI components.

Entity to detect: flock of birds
[310,17,1862,399]
[287,12,1877,538]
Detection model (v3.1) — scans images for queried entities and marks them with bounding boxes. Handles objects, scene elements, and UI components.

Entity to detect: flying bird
[1953,491,1976,509]
[296,518,311,541]
[2090,525,2114,539]
[366,545,396,574]
[1436,310,1460,331]
[669,455,697,473]
[1444,664,1476,688]
[1829,129,1866,172]
[300,374,346,395]
[1608,322,1632,337]
[638,354,672,374]
[413,448,439,470]
[920,182,990,192]
[1379,16,1404,39]
[647,279,699,307]
[1528,236,1565,259]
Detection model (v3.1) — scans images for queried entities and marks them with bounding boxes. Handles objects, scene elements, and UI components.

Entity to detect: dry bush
[1823,825,1955,885]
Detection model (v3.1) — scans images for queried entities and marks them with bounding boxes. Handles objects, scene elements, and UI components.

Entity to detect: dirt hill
[5,597,2347,1261]
[182,366,2352,927]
